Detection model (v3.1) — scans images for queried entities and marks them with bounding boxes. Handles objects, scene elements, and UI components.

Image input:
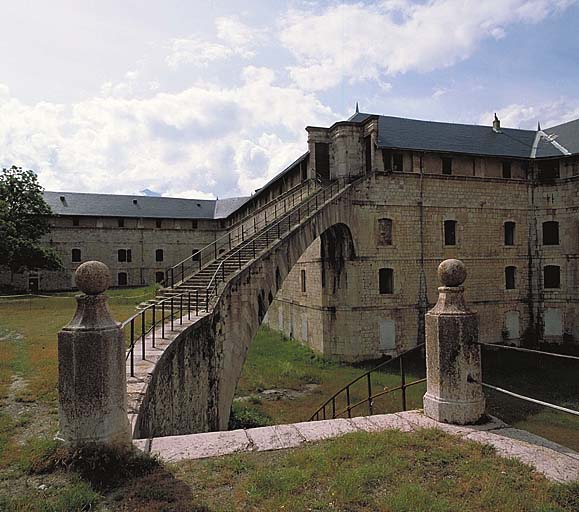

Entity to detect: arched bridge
[126,177,360,438]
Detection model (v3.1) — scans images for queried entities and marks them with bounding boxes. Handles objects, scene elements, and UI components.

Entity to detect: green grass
[236,326,426,424]
[171,428,579,511]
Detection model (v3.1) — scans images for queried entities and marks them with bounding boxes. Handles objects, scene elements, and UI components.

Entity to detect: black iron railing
[205,177,351,297]
[309,344,426,421]
[164,179,320,288]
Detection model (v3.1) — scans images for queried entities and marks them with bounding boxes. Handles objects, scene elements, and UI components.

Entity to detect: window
[442,157,452,175]
[505,266,516,289]
[444,220,457,246]
[155,219,162,229]
[118,249,132,262]
[379,268,394,294]
[301,269,306,293]
[155,271,164,284]
[382,150,393,171]
[155,249,164,262]
[504,222,515,246]
[71,248,81,262]
[544,265,560,289]
[315,142,330,180]
[72,216,80,227]
[393,153,404,172]
[542,221,559,245]
[378,218,393,246]
[191,220,198,229]
[538,160,559,181]
[118,218,125,228]
[502,161,512,179]
[118,272,128,286]
[192,249,200,261]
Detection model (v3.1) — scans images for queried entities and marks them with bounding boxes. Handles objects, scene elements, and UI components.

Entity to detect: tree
[0,166,63,273]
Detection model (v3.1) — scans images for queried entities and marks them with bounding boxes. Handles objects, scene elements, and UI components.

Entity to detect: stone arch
[133,192,357,437]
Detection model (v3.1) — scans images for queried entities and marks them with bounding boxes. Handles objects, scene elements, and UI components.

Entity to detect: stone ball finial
[75,261,111,295]
[438,259,467,287]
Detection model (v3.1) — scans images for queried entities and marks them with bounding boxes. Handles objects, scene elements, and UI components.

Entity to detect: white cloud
[479,99,579,129]
[166,16,266,69]
[0,68,336,199]
[280,0,576,91]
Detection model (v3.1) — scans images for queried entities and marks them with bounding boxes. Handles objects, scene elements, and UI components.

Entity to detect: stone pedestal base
[423,392,485,425]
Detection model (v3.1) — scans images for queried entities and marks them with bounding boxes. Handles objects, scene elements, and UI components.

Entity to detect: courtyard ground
[0,292,577,510]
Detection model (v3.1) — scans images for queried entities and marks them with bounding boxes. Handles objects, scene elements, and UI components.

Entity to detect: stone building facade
[3,111,578,360]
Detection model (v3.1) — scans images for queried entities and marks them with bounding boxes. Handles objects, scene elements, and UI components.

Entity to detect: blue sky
[1,0,578,198]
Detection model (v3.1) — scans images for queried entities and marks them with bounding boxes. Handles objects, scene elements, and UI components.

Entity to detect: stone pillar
[423,259,485,424]
[57,261,131,448]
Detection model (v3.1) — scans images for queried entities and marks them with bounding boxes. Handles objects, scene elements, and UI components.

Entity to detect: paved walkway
[134,410,579,483]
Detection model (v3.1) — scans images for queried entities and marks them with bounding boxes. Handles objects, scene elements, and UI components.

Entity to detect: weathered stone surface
[135,411,579,482]
[423,260,485,425]
[74,260,112,295]
[58,262,131,448]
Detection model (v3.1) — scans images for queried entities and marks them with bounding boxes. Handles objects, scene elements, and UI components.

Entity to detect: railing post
[152,305,156,348]
[57,261,131,448]
[367,373,373,416]
[187,292,191,320]
[181,263,184,283]
[400,354,407,412]
[241,224,245,241]
[228,232,232,250]
[274,203,277,218]
[205,289,209,312]
[214,242,217,260]
[171,268,174,288]
[346,386,352,418]
[423,259,485,424]
[196,289,199,316]
[141,309,146,360]
[222,264,225,282]
[161,301,165,338]
[130,318,135,376]
[179,294,183,325]
[170,297,174,331]
[238,250,241,269]
[332,397,336,419]
[253,240,256,258]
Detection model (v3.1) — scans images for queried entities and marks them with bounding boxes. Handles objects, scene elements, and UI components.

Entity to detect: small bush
[229,403,272,430]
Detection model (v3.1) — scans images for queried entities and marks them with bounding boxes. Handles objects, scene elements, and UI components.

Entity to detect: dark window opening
[118,249,132,263]
[382,150,393,171]
[505,266,516,290]
[155,249,164,262]
[71,248,81,262]
[275,267,281,291]
[192,249,200,261]
[502,161,512,179]
[191,220,198,229]
[544,265,560,289]
[365,135,372,174]
[72,216,80,227]
[315,143,330,181]
[378,218,393,246]
[118,272,128,286]
[393,153,403,172]
[444,220,457,246]
[301,160,308,181]
[155,271,164,284]
[155,219,162,229]
[379,268,394,294]
[543,221,559,245]
[300,269,306,293]
[118,218,125,228]
[442,157,452,175]
[504,222,515,246]
[538,160,560,182]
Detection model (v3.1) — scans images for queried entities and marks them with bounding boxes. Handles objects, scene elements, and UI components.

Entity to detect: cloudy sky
[1,0,578,199]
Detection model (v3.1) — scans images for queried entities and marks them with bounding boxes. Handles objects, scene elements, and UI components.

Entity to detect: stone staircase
[138,179,344,311]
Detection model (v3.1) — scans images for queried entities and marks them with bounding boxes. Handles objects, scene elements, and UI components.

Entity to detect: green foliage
[0,166,63,273]
[228,402,273,430]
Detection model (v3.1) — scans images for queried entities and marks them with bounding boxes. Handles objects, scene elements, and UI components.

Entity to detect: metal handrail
[309,343,425,421]
[204,177,350,298]
[164,179,319,287]
[477,341,579,361]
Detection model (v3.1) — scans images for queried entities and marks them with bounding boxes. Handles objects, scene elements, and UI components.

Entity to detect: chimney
[492,113,501,133]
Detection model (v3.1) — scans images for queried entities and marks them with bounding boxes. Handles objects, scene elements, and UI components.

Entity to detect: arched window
[378,218,393,245]
[71,248,81,262]
[504,222,515,246]
[118,272,128,286]
[544,265,560,289]
[543,221,559,245]
[379,268,394,294]
[155,249,164,262]
[505,266,516,290]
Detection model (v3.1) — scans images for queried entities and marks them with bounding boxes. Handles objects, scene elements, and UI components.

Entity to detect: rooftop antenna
[355,101,359,114]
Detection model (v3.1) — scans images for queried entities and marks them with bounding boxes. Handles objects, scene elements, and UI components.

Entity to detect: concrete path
[134,410,579,483]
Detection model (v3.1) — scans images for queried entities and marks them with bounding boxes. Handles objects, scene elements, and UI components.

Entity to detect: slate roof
[44,191,249,220]
[349,112,579,159]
